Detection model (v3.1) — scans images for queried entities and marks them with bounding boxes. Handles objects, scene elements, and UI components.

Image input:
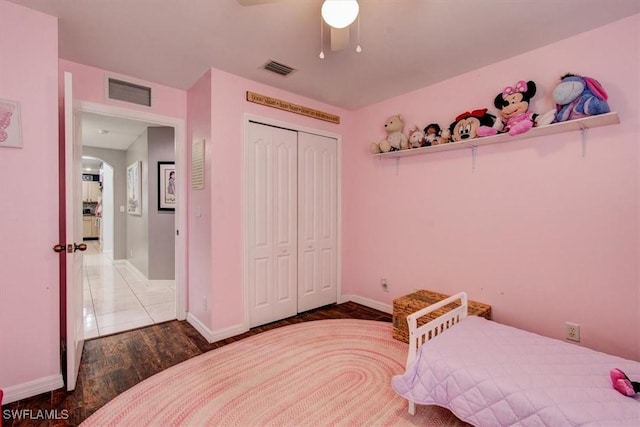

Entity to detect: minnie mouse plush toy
[493,80,555,136]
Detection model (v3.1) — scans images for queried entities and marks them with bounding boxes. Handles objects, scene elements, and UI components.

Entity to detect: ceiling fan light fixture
[321,0,359,29]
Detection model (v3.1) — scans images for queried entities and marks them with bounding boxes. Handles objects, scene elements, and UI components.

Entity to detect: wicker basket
[392,290,492,343]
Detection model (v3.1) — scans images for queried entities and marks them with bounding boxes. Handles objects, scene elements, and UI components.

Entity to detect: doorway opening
[81,151,176,338]
[75,103,186,339]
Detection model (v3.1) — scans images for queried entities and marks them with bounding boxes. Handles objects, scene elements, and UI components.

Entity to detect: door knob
[74,243,87,252]
[53,244,66,253]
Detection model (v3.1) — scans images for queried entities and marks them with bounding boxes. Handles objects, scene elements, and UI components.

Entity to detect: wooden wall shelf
[373,112,620,160]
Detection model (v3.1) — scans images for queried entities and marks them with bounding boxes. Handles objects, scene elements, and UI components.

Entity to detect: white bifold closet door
[247,122,337,328]
[297,132,338,312]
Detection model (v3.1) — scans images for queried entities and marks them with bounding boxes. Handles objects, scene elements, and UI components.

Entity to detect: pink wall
[0,1,61,395]
[189,68,353,331]
[59,60,187,119]
[344,14,640,360]
[187,70,213,327]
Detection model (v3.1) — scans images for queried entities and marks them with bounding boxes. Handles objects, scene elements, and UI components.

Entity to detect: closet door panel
[247,122,297,327]
[300,250,316,295]
[248,133,274,326]
[253,258,270,306]
[298,132,338,312]
[273,139,297,319]
[320,247,334,291]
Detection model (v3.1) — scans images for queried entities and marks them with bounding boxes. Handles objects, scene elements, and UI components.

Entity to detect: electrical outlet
[565,322,580,342]
[381,278,389,292]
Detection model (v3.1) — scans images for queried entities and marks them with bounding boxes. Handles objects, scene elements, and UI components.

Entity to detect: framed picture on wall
[0,98,23,149]
[127,161,142,216]
[158,161,176,211]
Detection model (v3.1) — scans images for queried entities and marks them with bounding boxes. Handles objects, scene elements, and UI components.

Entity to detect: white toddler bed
[391,292,640,426]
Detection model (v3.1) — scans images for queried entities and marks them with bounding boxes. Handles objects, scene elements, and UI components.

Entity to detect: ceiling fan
[236,0,361,52]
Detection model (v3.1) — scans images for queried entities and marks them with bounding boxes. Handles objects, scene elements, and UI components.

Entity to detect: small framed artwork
[127,161,142,216]
[0,98,23,148]
[158,161,176,211]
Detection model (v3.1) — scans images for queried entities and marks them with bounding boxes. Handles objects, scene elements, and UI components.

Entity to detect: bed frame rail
[405,292,468,415]
[406,291,468,366]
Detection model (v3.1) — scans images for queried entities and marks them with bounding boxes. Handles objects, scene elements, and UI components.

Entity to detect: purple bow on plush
[502,80,528,97]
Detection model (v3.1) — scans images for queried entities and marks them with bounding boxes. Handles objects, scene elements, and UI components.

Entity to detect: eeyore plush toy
[552,73,610,122]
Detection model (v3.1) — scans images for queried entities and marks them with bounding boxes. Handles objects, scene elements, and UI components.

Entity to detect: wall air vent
[263,60,296,77]
[107,78,152,107]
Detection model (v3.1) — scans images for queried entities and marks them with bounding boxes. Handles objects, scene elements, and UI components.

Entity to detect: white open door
[64,71,85,391]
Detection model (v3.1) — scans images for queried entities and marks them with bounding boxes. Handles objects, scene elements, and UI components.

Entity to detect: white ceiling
[81,112,153,151]
[81,112,155,173]
[9,0,640,111]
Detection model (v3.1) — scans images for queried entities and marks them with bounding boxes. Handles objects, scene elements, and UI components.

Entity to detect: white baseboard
[148,280,175,287]
[1,374,64,404]
[186,296,390,345]
[341,294,393,314]
[113,259,147,281]
[186,312,214,342]
[186,312,248,344]
[210,323,249,343]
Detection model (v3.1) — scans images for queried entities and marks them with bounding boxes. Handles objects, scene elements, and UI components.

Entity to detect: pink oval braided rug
[81,319,468,426]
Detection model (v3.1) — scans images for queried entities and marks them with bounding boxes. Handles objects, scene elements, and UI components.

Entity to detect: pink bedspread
[392,316,640,426]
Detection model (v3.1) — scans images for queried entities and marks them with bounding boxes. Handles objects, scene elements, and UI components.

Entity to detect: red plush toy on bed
[611,368,640,396]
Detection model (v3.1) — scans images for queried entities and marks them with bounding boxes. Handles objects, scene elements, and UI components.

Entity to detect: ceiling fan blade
[330,27,350,51]
[236,0,281,5]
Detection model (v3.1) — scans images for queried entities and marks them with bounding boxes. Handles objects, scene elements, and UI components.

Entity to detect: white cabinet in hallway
[83,216,92,238]
[82,180,101,202]
[83,216,100,239]
[246,122,338,328]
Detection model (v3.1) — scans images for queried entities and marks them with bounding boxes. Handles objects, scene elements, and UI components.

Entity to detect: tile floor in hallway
[83,240,176,338]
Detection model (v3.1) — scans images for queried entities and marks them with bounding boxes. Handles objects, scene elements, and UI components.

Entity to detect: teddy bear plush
[370,114,409,153]
[552,74,610,122]
[449,108,502,142]
[493,80,556,136]
[408,126,425,148]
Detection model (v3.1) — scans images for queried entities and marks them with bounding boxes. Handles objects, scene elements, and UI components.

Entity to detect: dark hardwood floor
[2,302,391,426]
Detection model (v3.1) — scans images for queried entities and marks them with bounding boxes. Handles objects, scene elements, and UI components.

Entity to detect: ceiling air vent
[263,60,296,77]
[108,78,152,107]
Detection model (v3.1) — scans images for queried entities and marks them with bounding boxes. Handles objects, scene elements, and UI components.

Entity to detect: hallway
[83,241,176,338]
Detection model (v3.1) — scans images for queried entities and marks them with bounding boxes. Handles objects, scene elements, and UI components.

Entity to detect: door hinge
[176,229,179,236]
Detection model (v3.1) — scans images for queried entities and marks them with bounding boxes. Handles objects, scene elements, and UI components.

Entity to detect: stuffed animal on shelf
[423,123,442,146]
[449,108,502,142]
[440,128,451,144]
[369,114,409,154]
[493,80,556,136]
[552,73,610,122]
[408,126,425,148]
[611,368,640,397]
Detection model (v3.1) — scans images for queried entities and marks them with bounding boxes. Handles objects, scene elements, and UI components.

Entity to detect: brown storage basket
[392,290,492,343]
